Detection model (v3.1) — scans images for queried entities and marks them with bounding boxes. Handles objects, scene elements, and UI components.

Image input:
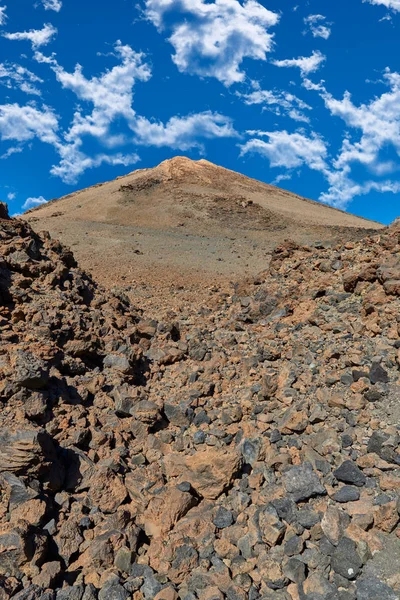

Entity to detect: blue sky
[0,0,399,223]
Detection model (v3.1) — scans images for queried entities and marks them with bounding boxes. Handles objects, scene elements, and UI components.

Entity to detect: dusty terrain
[23,157,383,312]
[1,199,400,600]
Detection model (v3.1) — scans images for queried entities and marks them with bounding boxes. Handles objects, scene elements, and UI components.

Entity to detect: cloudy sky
[0,0,399,222]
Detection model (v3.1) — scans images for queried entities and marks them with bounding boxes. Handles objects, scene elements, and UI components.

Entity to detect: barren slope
[23,157,383,305]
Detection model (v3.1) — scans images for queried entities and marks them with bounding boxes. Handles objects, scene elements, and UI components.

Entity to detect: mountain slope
[24,157,384,297]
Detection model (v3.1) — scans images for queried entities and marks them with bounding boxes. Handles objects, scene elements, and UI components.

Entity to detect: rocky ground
[1,200,400,600]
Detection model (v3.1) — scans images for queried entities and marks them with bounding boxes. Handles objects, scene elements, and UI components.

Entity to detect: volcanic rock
[0,211,399,598]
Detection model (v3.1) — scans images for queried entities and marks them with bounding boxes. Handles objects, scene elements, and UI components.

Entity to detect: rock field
[1,201,400,600]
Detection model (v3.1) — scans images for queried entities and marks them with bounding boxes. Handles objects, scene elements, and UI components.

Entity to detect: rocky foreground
[1,202,400,600]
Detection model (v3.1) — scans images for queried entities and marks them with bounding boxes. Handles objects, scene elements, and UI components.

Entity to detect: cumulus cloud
[36,41,152,144]
[273,50,326,76]
[304,15,332,39]
[0,62,43,95]
[242,68,400,209]
[315,69,400,205]
[50,151,140,185]
[364,0,400,11]
[0,103,59,144]
[33,42,151,182]
[3,23,57,49]
[133,112,236,149]
[240,89,312,123]
[33,41,237,183]
[7,192,15,200]
[0,5,7,25]
[241,130,328,171]
[145,0,279,86]
[22,196,47,210]
[41,0,62,11]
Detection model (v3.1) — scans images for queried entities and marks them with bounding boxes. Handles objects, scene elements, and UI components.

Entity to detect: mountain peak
[23,158,383,294]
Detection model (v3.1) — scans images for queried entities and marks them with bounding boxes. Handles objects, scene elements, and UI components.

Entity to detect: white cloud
[50,150,140,184]
[0,5,7,25]
[0,146,24,159]
[33,41,236,183]
[364,0,400,11]
[273,50,326,77]
[7,192,15,200]
[145,0,279,86]
[133,112,236,149]
[240,89,312,122]
[36,41,152,145]
[243,69,400,209]
[0,103,59,144]
[34,42,151,182]
[41,0,62,11]
[241,130,328,171]
[304,15,332,40]
[272,173,293,185]
[314,69,400,206]
[0,62,43,96]
[22,196,47,210]
[3,23,57,49]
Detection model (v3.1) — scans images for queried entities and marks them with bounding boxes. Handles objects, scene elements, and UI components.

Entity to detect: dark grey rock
[213,506,234,528]
[99,583,129,600]
[164,403,191,427]
[177,481,192,492]
[338,592,355,600]
[123,577,143,593]
[320,535,335,556]
[284,535,303,556]
[341,434,353,448]
[271,497,297,524]
[13,350,49,389]
[367,431,389,454]
[364,389,382,403]
[0,202,9,220]
[82,585,98,600]
[297,506,320,528]
[248,585,260,600]
[193,430,206,444]
[369,363,389,384]
[56,586,85,600]
[374,493,393,506]
[333,486,360,503]
[331,537,362,580]
[356,577,398,600]
[188,342,208,361]
[270,430,282,443]
[283,462,326,502]
[103,353,131,373]
[79,516,92,530]
[333,461,366,487]
[0,472,38,509]
[12,586,47,600]
[193,410,211,426]
[43,518,57,535]
[283,557,306,583]
[241,438,263,465]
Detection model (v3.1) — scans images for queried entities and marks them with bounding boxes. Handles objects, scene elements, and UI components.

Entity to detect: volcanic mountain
[24,157,383,300]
